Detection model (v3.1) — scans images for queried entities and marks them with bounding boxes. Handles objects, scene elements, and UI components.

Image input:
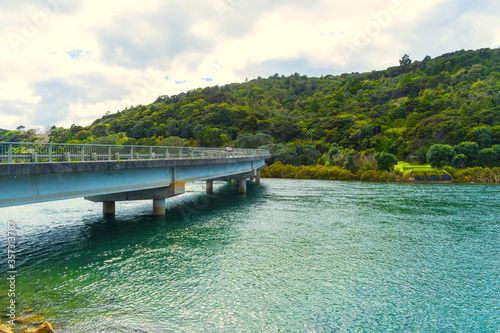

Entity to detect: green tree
[453,142,479,167]
[374,152,399,171]
[310,98,320,112]
[452,154,467,168]
[91,123,109,137]
[235,133,273,148]
[343,149,355,171]
[277,144,321,166]
[130,120,154,139]
[478,148,497,167]
[75,130,92,140]
[492,145,500,164]
[159,136,188,147]
[473,127,493,149]
[413,147,428,164]
[49,127,72,143]
[399,54,412,66]
[427,144,456,168]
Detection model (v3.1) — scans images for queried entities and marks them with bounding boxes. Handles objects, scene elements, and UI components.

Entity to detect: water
[1,180,499,332]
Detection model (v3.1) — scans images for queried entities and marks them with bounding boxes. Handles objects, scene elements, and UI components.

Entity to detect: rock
[23,322,54,333]
[14,315,45,325]
[0,324,13,333]
[34,322,55,333]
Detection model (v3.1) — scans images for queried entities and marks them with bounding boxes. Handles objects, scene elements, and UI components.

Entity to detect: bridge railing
[0,142,270,164]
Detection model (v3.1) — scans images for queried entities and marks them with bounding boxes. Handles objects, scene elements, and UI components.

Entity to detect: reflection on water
[1,180,499,332]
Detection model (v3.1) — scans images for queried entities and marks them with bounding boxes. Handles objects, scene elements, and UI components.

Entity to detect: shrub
[338,169,354,181]
[361,170,379,181]
[374,152,398,171]
[427,144,456,168]
[387,173,397,182]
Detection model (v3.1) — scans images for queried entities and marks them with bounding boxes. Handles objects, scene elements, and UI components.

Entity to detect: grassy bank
[261,162,500,183]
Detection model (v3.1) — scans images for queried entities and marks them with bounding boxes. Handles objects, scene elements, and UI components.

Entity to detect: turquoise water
[1,180,499,332]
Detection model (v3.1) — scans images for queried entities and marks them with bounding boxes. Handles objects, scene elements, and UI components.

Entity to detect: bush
[361,170,379,181]
[338,169,354,181]
[452,154,467,168]
[387,173,397,182]
[374,152,399,171]
[427,144,456,168]
[277,144,322,166]
[453,167,500,183]
[478,148,497,167]
[235,133,273,148]
[360,162,373,171]
[453,142,479,167]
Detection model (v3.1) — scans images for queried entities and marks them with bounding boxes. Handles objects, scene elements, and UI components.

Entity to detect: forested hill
[5,47,500,164]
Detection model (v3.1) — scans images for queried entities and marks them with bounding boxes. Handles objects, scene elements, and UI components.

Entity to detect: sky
[0,0,499,131]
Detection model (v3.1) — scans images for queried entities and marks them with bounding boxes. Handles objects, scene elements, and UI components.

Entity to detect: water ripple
[1,180,499,332]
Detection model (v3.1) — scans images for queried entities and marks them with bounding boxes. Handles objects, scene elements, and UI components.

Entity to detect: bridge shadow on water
[0,181,269,330]
[2,181,268,271]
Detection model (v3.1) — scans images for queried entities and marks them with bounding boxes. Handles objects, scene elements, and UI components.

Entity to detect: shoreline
[261,163,500,184]
[261,177,500,185]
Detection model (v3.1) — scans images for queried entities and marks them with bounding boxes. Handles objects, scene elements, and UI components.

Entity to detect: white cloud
[0,0,499,130]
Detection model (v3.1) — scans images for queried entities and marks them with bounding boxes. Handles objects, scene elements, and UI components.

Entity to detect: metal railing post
[49,144,53,162]
[108,146,111,161]
[8,144,13,164]
[81,145,85,162]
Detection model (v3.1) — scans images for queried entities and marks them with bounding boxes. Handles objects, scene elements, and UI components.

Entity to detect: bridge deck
[0,142,270,212]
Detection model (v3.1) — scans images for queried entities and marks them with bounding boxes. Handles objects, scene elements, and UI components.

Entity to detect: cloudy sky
[0,0,499,130]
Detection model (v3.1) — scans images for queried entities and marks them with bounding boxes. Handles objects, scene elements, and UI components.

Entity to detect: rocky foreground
[0,321,54,333]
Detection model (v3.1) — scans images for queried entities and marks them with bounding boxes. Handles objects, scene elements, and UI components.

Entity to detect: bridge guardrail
[0,142,270,164]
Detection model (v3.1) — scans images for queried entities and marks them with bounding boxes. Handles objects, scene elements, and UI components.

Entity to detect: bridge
[0,142,270,215]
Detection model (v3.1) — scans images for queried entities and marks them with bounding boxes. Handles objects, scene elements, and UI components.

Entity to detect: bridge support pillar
[206,180,213,194]
[255,170,261,185]
[103,201,115,215]
[239,178,247,194]
[153,198,166,216]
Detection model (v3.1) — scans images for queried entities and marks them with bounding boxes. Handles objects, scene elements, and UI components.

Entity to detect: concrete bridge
[0,142,270,215]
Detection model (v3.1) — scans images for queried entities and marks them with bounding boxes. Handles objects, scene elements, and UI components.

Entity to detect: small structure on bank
[394,162,453,183]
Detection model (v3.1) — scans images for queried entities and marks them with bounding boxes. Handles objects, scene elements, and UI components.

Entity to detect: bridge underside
[0,157,268,215]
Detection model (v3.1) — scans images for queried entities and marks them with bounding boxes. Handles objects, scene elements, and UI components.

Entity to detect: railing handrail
[0,142,270,164]
[0,141,268,150]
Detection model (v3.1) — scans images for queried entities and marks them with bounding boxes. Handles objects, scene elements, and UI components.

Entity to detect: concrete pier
[153,198,166,216]
[239,178,247,194]
[255,170,261,185]
[103,201,115,215]
[206,180,214,194]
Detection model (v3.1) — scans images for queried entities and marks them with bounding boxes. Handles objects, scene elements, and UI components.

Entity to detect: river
[1,179,499,332]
